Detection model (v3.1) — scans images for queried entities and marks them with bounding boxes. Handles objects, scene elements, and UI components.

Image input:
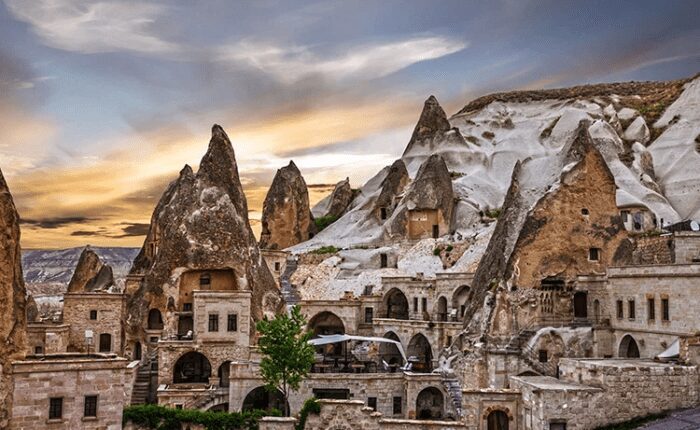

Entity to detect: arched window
[98,333,112,352]
[619,335,640,358]
[436,296,447,321]
[173,351,211,383]
[487,410,509,430]
[199,273,211,287]
[218,361,231,387]
[242,386,287,413]
[416,387,444,420]
[148,309,164,330]
[383,288,409,320]
[407,334,433,372]
[379,331,403,367]
[308,312,345,357]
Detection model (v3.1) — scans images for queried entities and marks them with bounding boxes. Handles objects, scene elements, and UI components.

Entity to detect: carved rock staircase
[441,375,464,419]
[131,350,158,405]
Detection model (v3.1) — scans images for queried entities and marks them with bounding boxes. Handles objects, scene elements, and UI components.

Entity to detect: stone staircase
[506,329,536,352]
[184,387,229,410]
[441,375,464,419]
[281,256,300,309]
[131,350,158,405]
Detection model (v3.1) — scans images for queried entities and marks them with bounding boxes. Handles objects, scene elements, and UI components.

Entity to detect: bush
[485,208,501,219]
[446,245,454,252]
[311,246,340,255]
[122,404,279,430]
[295,398,321,430]
[433,247,442,256]
[314,215,338,232]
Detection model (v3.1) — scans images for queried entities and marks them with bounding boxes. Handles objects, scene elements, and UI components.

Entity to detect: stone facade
[674,232,700,263]
[25,323,69,355]
[62,292,125,353]
[10,354,133,430]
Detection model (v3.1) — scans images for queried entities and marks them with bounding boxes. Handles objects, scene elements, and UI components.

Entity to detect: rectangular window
[550,423,567,430]
[616,300,624,319]
[421,297,427,312]
[538,349,548,363]
[84,395,97,417]
[183,303,192,312]
[89,310,97,320]
[208,314,219,332]
[413,297,418,312]
[274,262,280,271]
[34,346,43,354]
[647,298,655,320]
[380,253,388,268]
[367,397,377,411]
[662,298,670,321]
[621,210,629,222]
[380,207,387,220]
[364,307,373,323]
[446,336,452,346]
[49,397,63,420]
[588,248,600,261]
[227,314,237,332]
[628,300,636,319]
[393,396,402,415]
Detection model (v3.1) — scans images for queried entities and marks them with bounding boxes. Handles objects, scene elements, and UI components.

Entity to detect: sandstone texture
[259,161,317,250]
[319,178,354,219]
[373,159,410,221]
[0,167,26,428]
[127,125,281,339]
[66,247,115,293]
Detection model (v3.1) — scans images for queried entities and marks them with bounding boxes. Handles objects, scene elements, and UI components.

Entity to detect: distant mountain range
[22,246,139,286]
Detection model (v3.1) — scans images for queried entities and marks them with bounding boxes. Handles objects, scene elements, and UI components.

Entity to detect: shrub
[485,208,501,219]
[433,247,442,256]
[314,215,338,232]
[311,246,340,255]
[295,398,321,430]
[446,245,454,252]
[122,404,278,430]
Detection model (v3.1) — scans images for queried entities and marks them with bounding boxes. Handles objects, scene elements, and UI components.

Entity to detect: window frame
[628,299,636,320]
[84,395,98,418]
[661,298,670,321]
[588,247,601,261]
[49,397,63,420]
[227,314,237,332]
[208,313,219,332]
[647,298,655,320]
[616,300,624,319]
[89,310,97,320]
[367,397,377,411]
[364,307,374,324]
[392,396,402,415]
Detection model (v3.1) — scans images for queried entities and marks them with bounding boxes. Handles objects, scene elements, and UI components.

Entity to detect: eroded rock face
[387,154,455,238]
[67,247,114,293]
[259,161,317,250]
[403,96,452,156]
[127,125,281,339]
[26,294,38,323]
[322,178,354,219]
[0,168,26,427]
[373,159,410,221]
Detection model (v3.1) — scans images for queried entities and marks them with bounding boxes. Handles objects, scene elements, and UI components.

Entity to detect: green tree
[256,305,315,417]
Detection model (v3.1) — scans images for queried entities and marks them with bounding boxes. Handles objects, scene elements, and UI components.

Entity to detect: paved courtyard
[637,408,700,430]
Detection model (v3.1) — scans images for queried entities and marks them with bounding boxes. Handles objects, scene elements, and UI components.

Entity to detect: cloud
[218,36,468,83]
[21,216,91,229]
[117,222,150,237]
[3,0,178,55]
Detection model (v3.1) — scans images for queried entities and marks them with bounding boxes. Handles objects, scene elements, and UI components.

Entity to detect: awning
[308,334,407,363]
[657,338,680,361]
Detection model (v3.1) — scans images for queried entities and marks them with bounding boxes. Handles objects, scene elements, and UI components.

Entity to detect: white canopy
[656,338,680,361]
[308,334,407,363]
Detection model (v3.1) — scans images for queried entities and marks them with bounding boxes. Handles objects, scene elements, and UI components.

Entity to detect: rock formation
[25,294,38,323]
[127,125,281,338]
[386,154,454,238]
[402,95,452,156]
[259,161,317,250]
[464,123,628,333]
[0,167,26,427]
[66,247,115,293]
[373,160,410,222]
[319,178,354,219]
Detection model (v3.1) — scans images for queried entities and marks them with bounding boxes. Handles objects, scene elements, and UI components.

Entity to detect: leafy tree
[256,305,315,417]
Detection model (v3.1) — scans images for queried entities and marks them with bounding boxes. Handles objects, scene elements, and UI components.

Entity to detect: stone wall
[629,235,674,265]
[193,291,251,344]
[512,358,700,429]
[10,354,131,429]
[62,293,125,353]
[461,389,520,430]
[25,323,69,355]
[674,232,700,263]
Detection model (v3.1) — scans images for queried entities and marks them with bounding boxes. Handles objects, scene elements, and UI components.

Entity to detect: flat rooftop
[510,376,600,392]
[562,358,688,369]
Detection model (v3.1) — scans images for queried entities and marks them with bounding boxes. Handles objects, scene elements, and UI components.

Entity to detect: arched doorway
[436,296,447,321]
[487,410,509,430]
[98,333,112,352]
[619,335,640,358]
[407,334,433,372]
[384,288,409,319]
[415,387,444,419]
[593,299,600,324]
[379,331,403,368]
[134,342,142,360]
[452,285,470,320]
[173,351,211,383]
[148,309,164,329]
[573,292,588,318]
[242,386,287,413]
[218,361,231,387]
[308,312,345,357]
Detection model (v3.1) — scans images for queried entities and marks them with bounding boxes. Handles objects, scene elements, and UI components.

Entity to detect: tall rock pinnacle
[0,167,26,427]
[127,124,281,339]
[402,95,452,156]
[67,247,114,293]
[259,161,317,250]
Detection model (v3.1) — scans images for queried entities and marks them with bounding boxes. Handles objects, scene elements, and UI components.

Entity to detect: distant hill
[22,246,139,285]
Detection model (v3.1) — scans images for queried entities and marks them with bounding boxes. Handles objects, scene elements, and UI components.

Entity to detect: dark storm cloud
[21,216,92,229]
[117,223,150,237]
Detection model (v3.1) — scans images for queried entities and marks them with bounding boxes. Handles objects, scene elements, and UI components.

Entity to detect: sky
[0,0,698,249]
